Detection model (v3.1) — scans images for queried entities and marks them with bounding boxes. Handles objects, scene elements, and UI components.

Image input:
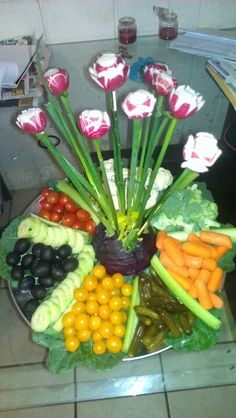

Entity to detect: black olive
[23,299,40,319]
[18,275,35,291]
[21,253,35,269]
[40,245,56,262]
[38,276,54,288]
[31,261,51,278]
[31,243,45,258]
[57,244,72,259]
[31,284,47,300]
[6,251,21,266]
[14,238,31,255]
[63,257,79,273]
[11,265,24,281]
[51,264,67,282]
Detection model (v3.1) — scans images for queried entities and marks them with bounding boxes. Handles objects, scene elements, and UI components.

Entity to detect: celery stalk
[169,228,236,243]
[151,255,221,330]
[56,180,99,225]
[122,276,140,353]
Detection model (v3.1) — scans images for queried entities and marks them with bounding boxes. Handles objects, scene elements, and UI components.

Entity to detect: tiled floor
[1,189,236,417]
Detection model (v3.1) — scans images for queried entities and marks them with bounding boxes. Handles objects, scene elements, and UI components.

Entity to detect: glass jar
[159,10,178,41]
[118,16,137,44]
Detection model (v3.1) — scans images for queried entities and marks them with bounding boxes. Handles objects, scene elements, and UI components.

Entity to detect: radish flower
[122,90,156,119]
[169,85,205,119]
[181,132,222,173]
[144,63,177,96]
[44,68,70,95]
[16,108,47,134]
[77,110,110,139]
[89,53,130,92]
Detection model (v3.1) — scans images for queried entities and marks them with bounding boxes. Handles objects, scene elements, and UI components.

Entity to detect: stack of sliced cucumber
[17,216,96,333]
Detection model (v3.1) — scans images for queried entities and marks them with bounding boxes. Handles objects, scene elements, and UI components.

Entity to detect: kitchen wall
[0,0,235,191]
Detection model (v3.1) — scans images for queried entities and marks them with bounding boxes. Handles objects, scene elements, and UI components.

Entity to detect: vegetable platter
[1,182,236,374]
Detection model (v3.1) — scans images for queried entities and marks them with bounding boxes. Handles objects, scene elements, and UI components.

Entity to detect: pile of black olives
[6,238,79,302]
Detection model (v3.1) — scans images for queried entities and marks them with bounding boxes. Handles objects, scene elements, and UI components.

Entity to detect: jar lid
[119,16,136,25]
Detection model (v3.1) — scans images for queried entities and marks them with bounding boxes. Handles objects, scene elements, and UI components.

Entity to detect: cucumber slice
[66,227,78,249]
[66,272,83,288]
[42,299,61,323]
[31,304,51,332]
[73,232,84,254]
[51,227,65,248]
[43,227,56,246]
[34,222,49,243]
[52,300,75,333]
[79,254,95,271]
[17,217,37,239]
[59,279,75,298]
[50,291,68,312]
[79,230,92,245]
[57,225,69,245]
[83,244,95,259]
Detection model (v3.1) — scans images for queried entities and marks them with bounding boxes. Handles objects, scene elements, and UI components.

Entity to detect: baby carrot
[182,242,211,259]
[215,245,229,260]
[188,283,198,298]
[163,237,185,267]
[195,279,213,310]
[198,268,211,284]
[202,257,217,272]
[200,230,232,249]
[209,291,224,309]
[156,230,167,250]
[188,267,199,280]
[160,251,189,277]
[187,233,201,243]
[208,267,223,292]
[183,253,203,269]
[166,269,192,291]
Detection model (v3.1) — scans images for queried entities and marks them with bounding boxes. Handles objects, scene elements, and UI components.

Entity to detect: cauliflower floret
[154,167,173,191]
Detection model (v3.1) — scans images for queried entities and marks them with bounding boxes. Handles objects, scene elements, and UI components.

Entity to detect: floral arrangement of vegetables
[0,38,236,373]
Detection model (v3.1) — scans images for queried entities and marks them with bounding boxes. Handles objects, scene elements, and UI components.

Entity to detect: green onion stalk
[108,91,126,214]
[35,132,114,235]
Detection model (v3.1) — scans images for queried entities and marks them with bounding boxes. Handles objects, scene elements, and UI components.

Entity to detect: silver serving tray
[8,195,171,360]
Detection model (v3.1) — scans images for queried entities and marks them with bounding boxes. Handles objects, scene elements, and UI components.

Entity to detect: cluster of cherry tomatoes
[62,264,133,355]
[39,188,96,235]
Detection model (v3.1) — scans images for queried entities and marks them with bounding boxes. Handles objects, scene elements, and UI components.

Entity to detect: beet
[92,224,156,275]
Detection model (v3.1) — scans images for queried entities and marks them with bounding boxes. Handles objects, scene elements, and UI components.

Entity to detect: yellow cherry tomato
[110,310,124,326]
[92,264,106,280]
[121,296,130,309]
[112,272,124,288]
[77,328,91,342]
[73,287,88,302]
[87,300,99,315]
[83,274,98,291]
[87,292,97,301]
[106,336,122,353]
[99,320,114,339]
[62,311,76,328]
[89,315,102,331]
[74,313,90,331]
[96,289,110,305]
[72,301,86,314]
[102,275,114,290]
[95,283,104,293]
[93,340,106,355]
[121,311,128,323]
[92,330,103,342]
[110,288,121,297]
[98,304,111,320]
[121,283,133,297]
[109,296,123,311]
[114,324,126,338]
[63,326,76,338]
[65,336,80,352]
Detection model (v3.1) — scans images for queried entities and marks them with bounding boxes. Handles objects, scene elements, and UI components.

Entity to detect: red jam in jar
[118,16,137,44]
[159,10,178,41]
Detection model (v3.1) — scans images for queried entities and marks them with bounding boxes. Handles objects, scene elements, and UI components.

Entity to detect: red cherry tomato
[53,203,64,214]
[41,188,51,198]
[58,193,71,206]
[46,191,59,205]
[65,201,78,213]
[39,210,51,220]
[84,220,96,235]
[50,212,62,223]
[73,220,85,230]
[76,208,90,223]
[40,200,53,211]
[61,213,77,227]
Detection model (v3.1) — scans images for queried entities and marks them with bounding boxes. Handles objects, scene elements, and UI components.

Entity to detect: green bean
[128,321,146,357]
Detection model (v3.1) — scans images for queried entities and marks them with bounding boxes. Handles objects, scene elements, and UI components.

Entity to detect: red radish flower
[122,90,156,119]
[16,108,47,134]
[77,110,111,139]
[169,85,205,119]
[144,63,177,95]
[89,53,130,92]
[44,68,70,95]
[181,132,222,173]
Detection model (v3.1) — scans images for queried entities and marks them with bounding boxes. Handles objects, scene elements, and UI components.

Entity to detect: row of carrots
[156,230,233,310]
